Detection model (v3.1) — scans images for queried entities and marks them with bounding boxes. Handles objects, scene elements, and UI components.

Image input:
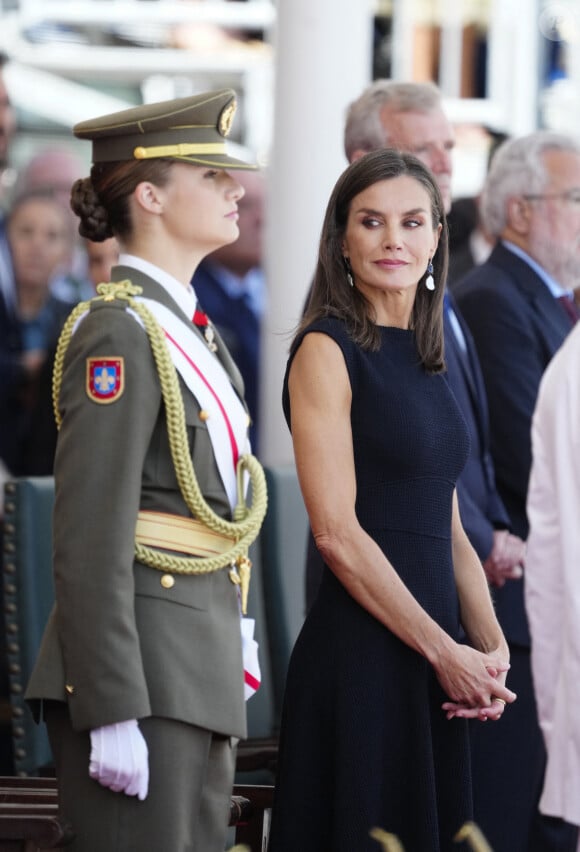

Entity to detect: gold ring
[492,697,506,706]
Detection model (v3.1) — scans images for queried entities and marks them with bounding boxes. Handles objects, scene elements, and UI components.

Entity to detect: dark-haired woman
[268,149,515,852]
[26,90,266,852]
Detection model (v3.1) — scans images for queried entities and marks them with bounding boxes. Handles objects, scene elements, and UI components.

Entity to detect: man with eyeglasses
[455,131,580,852]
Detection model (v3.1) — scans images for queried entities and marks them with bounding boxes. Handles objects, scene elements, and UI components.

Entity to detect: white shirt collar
[118,253,197,321]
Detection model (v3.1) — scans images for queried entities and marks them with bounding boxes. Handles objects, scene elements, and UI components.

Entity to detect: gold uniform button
[161,574,175,589]
[198,409,210,422]
[65,684,75,695]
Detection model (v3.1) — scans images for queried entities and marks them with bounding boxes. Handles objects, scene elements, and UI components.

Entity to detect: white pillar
[260,0,374,465]
[390,0,416,80]
[487,0,540,134]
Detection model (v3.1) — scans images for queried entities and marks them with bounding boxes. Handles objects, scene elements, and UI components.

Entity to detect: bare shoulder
[291,329,347,374]
[289,330,351,410]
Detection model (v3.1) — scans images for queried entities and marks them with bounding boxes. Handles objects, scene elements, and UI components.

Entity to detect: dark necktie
[558,294,580,326]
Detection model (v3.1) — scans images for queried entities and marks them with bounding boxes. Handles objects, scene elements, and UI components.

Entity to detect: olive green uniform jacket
[26,267,248,740]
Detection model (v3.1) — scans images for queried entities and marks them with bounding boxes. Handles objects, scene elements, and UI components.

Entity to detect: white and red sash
[134,298,250,513]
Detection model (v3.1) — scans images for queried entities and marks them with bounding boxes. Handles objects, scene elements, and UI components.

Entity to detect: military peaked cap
[73,88,256,169]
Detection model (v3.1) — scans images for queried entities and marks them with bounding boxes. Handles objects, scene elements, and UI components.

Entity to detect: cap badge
[218,100,236,137]
[86,357,125,404]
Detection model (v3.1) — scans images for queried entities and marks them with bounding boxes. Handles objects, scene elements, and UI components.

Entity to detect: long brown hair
[301,149,447,373]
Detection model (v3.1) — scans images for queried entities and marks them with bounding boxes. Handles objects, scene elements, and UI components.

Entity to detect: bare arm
[453,492,509,656]
[289,332,516,712]
[442,493,514,720]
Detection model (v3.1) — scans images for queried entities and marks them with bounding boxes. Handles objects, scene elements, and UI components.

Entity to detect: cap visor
[174,153,258,170]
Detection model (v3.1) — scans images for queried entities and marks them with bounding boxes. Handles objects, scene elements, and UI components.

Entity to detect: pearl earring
[425,259,435,291]
[343,256,354,287]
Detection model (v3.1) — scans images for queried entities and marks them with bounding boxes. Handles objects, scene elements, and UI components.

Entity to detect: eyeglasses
[523,191,580,206]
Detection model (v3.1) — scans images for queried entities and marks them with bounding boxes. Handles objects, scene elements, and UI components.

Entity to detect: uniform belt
[135,510,235,557]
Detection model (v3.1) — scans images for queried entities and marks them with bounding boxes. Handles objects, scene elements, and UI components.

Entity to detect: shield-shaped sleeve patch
[86,357,125,404]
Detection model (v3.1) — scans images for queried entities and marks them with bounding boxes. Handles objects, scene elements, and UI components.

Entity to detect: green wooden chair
[2,477,55,776]
[259,464,309,729]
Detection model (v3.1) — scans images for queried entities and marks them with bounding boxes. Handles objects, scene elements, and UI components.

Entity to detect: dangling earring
[425,259,435,291]
[343,256,354,288]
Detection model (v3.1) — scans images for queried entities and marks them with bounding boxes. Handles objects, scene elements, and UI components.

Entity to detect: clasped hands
[437,644,516,723]
[89,719,149,800]
[483,529,526,588]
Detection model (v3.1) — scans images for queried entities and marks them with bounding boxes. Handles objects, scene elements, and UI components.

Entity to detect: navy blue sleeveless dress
[268,317,472,852]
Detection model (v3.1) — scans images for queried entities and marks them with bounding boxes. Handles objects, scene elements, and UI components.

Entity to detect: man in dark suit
[305,80,524,609]
[455,130,580,852]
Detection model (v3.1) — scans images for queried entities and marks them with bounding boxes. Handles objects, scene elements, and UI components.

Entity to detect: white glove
[89,719,149,801]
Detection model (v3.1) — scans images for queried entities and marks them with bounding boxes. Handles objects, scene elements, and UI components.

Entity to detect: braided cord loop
[52,281,267,608]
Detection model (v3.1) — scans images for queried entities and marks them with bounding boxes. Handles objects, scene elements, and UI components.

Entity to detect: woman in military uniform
[26,89,266,852]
